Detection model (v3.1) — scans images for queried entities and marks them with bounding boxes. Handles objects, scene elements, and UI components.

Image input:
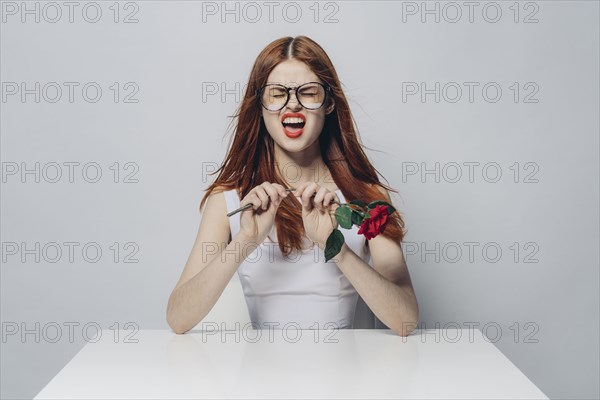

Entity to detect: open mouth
[281,113,306,138]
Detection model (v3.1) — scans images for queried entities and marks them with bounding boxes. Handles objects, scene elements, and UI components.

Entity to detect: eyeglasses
[256,82,331,111]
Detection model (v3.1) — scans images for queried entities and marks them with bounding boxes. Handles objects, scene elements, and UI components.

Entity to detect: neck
[273,143,331,188]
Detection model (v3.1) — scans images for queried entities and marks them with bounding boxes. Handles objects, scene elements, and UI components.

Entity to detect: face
[260,59,334,154]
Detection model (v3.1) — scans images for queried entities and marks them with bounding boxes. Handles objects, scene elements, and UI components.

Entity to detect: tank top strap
[223,188,241,240]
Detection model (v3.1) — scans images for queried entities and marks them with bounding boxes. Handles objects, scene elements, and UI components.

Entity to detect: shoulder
[207,185,243,213]
[202,186,223,205]
[201,186,229,215]
[201,186,232,241]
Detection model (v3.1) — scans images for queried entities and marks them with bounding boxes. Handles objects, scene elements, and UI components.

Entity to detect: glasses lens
[297,83,326,109]
[261,85,288,111]
[259,83,327,111]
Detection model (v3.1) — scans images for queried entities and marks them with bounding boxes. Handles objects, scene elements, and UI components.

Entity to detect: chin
[284,132,319,147]
[277,141,306,152]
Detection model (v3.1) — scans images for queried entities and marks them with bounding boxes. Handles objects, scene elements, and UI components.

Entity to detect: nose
[286,89,302,110]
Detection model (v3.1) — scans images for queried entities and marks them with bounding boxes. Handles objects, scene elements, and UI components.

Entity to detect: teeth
[282,117,305,124]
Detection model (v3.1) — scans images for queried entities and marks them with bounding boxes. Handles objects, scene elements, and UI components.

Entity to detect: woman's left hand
[294,182,340,250]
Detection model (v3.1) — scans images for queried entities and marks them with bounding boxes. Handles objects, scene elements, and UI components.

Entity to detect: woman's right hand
[238,182,289,244]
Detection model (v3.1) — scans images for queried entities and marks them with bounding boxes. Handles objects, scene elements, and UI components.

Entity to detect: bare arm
[334,239,419,336]
[330,186,419,336]
[166,190,254,334]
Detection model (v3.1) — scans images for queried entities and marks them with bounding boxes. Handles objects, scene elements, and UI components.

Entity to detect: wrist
[329,242,352,264]
[234,232,261,247]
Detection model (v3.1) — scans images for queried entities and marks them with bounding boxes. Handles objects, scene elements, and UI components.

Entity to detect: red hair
[200,36,407,258]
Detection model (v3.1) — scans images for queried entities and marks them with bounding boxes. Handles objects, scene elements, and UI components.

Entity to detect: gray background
[1,1,598,399]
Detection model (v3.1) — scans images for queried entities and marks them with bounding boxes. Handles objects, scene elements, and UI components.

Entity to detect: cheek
[263,115,281,135]
[307,113,326,134]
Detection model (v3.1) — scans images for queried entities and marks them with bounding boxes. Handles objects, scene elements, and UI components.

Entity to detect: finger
[242,193,261,212]
[261,183,282,208]
[301,182,319,210]
[332,193,341,210]
[271,183,289,199]
[323,192,336,208]
[294,181,310,197]
[253,187,270,210]
[313,187,329,211]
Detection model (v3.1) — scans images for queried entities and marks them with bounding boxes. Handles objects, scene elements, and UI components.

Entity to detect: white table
[34,328,548,399]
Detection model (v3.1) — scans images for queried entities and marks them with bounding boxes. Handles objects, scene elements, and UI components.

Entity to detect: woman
[167,36,418,336]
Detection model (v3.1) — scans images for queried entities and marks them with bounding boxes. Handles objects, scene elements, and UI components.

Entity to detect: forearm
[166,234,256,334]
[333,243,419,336]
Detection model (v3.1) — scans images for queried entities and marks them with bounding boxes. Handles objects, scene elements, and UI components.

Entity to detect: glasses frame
[255,81,331,111]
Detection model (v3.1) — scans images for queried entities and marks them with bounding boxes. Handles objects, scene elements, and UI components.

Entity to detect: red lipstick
[281,112,306,139]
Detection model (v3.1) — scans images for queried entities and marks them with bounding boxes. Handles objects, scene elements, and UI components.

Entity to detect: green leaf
[324,229,345,262]
[349,199,367,208]
[367,200,396,214]
[335,206,353,229]
[351,209,364,226]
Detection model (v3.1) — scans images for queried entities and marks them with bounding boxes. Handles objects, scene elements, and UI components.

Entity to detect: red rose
[357,204,391,240]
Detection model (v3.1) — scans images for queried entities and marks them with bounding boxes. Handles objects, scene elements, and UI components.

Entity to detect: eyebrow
[265,81,319,86]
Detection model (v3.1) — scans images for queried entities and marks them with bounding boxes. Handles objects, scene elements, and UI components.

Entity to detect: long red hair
[200,36,407,258]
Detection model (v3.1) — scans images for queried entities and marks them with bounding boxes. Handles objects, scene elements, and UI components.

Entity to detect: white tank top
[224,189,372,329]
